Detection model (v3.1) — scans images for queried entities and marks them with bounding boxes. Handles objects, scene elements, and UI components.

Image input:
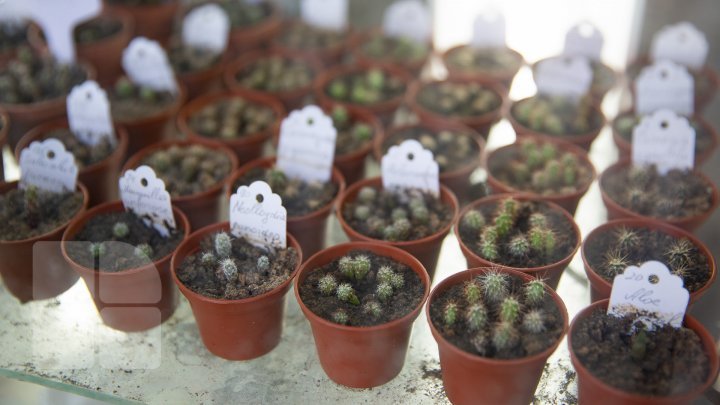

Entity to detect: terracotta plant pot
[226,156,346,259]
[171,222,302,360]
[295,241,430,388]
[598,159,719,231]
[331,105,384,185]
[177,52,231,99]
[351,28,433,76]
[441,44,525,92]
[581,218,717,304]
[0,109,8,181]
[15,118,129,206]
[61,201,189,331]
[123,138,239,231]
[373,121,485,205]
[427,267,569,405]
[455,193,581,289]
[485,137,596,215]
[568,299,720,405]
[336,177,459,280]
[227,1,283,56]
[102,0,179,45]
[0,181,89,303]
[176,90,284,165]
[271,20,355,67]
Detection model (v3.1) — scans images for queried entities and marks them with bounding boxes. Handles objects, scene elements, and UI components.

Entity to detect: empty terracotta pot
[102,0,179,45]
[441,44,525,92]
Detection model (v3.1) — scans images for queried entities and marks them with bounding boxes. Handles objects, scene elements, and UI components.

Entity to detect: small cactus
[337,283,360,305]
[363,301,382,318]
[463,281,482,303]
[664,238,693,267]
[220,258,237,282]
[462,210,485,230]
[614,226,640,252]
[499,297,521,323]
[339,255,371,281]
[507,235,529,258]
[377,282,394,302]
[318,274,338,296]
[604,250,630,276]
[357,186,377,204]
[332,309,349,325]
[112,222,129,238]
[479,226,499,261]
[266,169,287,190]
[466,303,488,330]
[522,309,546,333]
[528,213,547,229]
[444,302,458,327]
[492,321,519,351]
[524,279,546,306]
[89,242,106,258]
[411,205,430,224]
[214,232,232,258]
[481,271,508,303]
[391,208,408,221]
[134,243,153,259]
[201,252,216,265]
[630,328,649,361]
[257,256,270,272]
[494,212,514,238]
[354,205,371,220]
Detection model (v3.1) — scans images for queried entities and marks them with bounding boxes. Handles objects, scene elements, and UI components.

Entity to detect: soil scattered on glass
[0,186,83,241]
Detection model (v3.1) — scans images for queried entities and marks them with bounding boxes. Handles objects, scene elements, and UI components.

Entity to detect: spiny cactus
[377,282,393,302]
[257,256,270,272]
[266,168,287,190]
[444,302,459,326]
[480,271,508,303]
[664,238,693,266]
[377,266,404,289]
[529,226,556,256]
[337,283,360,305]
[214,232,232,258]
[462,210,485,230]
[332,309,349,325]
[391,208,408,221]
[463,281,482,303]
[354,205,371,220]
[134,243,153,259]
[511,140,585,192]
[339,255,371,281]
[220,258,237,281]
[522,309,546,333]
[363,301,383,318]
[201,252,216,265]
[499,297,521,323]
[479,226,499,261]
[528,213,547,229]
[614,226,640,251]
[89,242,106,258]
[524,279,546,306]
[357,186,377,204]
[318,274,338,296]
[508,235,530,257]
[112,222,129,238]
[603,249,630,277]
[492,321,519,351]
[466,303,488,330]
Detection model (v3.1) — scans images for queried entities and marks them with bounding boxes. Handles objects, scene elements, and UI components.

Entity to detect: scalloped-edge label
[19,139,78,193]
[381,139,439,196]
[119,166,176,238]
[277,105,337,183]
[650,22,708,70]
[122,37,178,94]
[632,109,695,175]
[471,11,505,48]
[182,3,230,54]
[535,55,592,100]
[634,60,694,115]
[26,0,101,63]
[563,22,603,61]
[301,0,348,32]
[230,181,287,250]
[609,261,689,329]
[67,80,116,147]
[382,0,432,44]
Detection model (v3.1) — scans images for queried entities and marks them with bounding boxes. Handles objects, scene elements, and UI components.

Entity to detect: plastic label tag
[632,109,695,175]
[277,105,337,183]
[563,22,603,61]
[0,0,30,21]
[381,139,439,196]
[122,37,178,94]
[535,56,593,100]
[608,261,689,329]
[182,4,230,54]
[119,166,176,238]
[382,0,432,44]
[19,139,78,193]
[301,0,348,32]
[67,80,116,147]
[650,22,708,70]
[230,181,287,250]
[471,11,505,48]
[634,60,693,115]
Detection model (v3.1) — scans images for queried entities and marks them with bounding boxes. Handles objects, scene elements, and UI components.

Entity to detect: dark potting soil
[381,126,480,172]
[276,22,347,50]
[584,227,711,292]
[176,233,298,300]
[0,21,29,52]
[0,187,83,241]
[236,55,315,93]
[444,45,523,75]
[601,165,713,220]
[298,250,424,326]
[67,210,184,272]
[331,107,374,156]
[571,308,710,396]
[188,98,276,140]
[74,16,122,44]
[614,112,714,156]
[233,167,339,217]
[429,274,564,359]
[40,128,115,168]
[109,79,177,122]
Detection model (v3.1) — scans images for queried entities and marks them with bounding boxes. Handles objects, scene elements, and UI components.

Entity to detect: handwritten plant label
[608,261,689,329]
[632,109,695,175]
[471,11,505,48]
[19,139,78,193]
[535,56,593,100]
[122,37,178,94]
[230,181,287,250]
[182,4,230,54]
[277,105,337,183]
[650,22,708,70]
[301,0,348,32]
[381,139,439,196]
[67,81,116,146]
[563,22,603,61]
[382,0,432,44]
[635,60,694,115]
[26,0,101,64]
[119,166,176,237]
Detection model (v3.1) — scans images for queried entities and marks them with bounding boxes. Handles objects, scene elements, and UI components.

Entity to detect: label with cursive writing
[122,37,178,94]
[535,56,593,101]
[119,166,176,237]
[563,22,604,61]
[301,0,348,32]
[26,0,101,63]
[650,22,708,70]
[632,109,695,175]
[182,3,230,54]
[277,105,336,183]
[67,80,116,146]
[230,181,287,250]
[382,0,432,44]
[19,139,78,193]
[608,261,689,329]
[634,60,694,115]
[471,11,505,48]
[381,139,439,197]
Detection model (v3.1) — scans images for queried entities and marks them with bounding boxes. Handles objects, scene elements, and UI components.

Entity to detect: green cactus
[444,302,458,327]
[462,210,485,230]
[528,213,548,229]
[480,271,509,303]
[337,283,360,305]
[339,255,371,281]
[318,274,338,296]
[357,186,377,204]
[257,256,270,272]
[391,208,408,221]
[492,321,519,350]
[112,222,129,238]
[604,250,630,277]
[134,243,153,259]
[266,169,287,190]
[353,124,372,142]
[494,212,514,238]
[220,258,237,282]
[214,232,232,258]
[499,297,521,323]
[664,238,693,267]
[524,279,546,306]
[332,309,349,325]
[353,204,370,220]
[463,281,483,303]
[377,282,394,302]
[630,328,649,361]
[331,105,349,126]
[201,252,216,265]
[507,235,530,258]
[363,301,382,318]
[367,68,385,90]
[466,303,488,330]
[89,242,106,258]
[614,226,640,252]
[522,309,546,333]
[411,205,430,224]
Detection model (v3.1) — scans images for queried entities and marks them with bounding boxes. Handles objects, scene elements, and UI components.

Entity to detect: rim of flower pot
[177,50,233,88]
[122,138,240,205]
[225,156,347,224]
[294,241,430,332]
[440,44,525,84]
[271,19,357,65]
[14,118,129,179]
[111,82,187,127]
[336,176,459,249]
[581,218,717,300]
[226,0,283,38]
[61,200,190,277]
[598,159,720,228]
[0,180,89,246]
[349,27,434,74]
[530,56,618,100]
[567,299,720,403]
[27,10,135,54]
[170,221,303,306]
[454,193,581,275]
[426,266,569,366]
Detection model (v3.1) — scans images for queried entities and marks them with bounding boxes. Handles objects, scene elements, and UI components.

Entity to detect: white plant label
[67,81,116,147]
[277,105,337,183]
[635,60,693,115]
[535,56,593,100]
[119,166,176,238]
[608,261,689,329]
[230,181,287,250]
[19,139,78,193]
[0,0,30,21]
[382,0,432,44]
[632,109,695,175]
[381,139,439,196]
[26,0,101,64]
[471,11,505,48]
[182,4,230,54]
[563,22,603,61]
[301,0,348,32]
[122,37,178,94]
[650,22,708,70]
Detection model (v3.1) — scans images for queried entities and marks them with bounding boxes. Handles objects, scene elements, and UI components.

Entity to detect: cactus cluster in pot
[0,185,85,241]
